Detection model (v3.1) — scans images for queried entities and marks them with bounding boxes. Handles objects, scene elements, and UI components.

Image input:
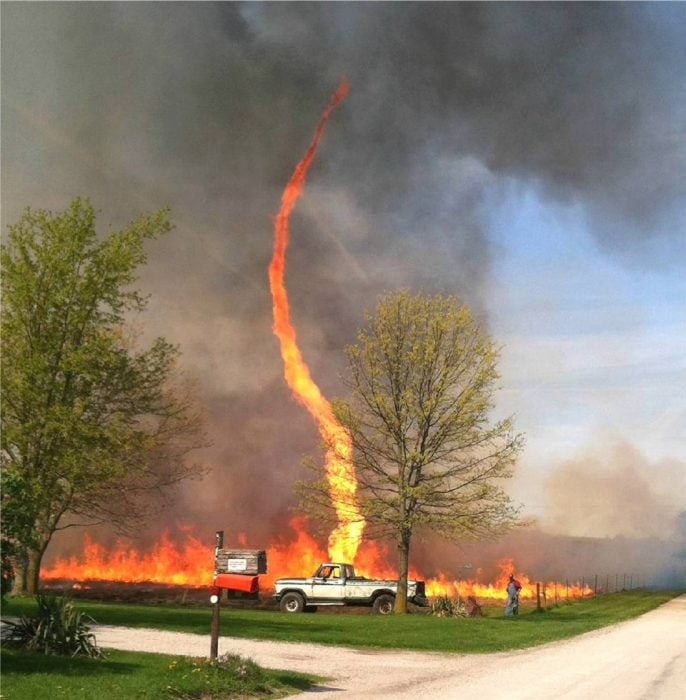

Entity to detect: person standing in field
[505,574,522,616]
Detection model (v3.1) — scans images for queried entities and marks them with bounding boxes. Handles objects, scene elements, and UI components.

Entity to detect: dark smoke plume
[2,3,684,564]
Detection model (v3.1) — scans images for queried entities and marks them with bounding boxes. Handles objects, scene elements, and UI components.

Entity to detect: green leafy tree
[301,290,524,613]
[1,199,206,593]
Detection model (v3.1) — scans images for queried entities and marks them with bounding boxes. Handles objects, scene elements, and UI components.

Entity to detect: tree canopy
[1,199,206,593]
[300,290,524,612]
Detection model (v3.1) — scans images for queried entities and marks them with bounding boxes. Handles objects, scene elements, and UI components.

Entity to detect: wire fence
[533,572,648,610]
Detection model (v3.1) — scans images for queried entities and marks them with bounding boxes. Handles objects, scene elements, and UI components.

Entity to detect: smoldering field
[3,3,685,586]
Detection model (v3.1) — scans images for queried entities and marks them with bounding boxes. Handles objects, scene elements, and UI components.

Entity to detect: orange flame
[41,523,593,602]
[268,79,364,562]
[420,558,593,601]
[42,530,214,587]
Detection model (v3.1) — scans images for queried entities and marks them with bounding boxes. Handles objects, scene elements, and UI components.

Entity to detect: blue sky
[483,184,685,520]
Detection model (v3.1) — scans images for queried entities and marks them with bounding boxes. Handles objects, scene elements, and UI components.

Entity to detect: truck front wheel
[280,592,305,613]
[373,594,395,615]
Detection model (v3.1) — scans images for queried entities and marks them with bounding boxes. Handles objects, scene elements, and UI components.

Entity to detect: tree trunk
[11,546,44,594]
[394,532,411,614]
[10,548,28,594]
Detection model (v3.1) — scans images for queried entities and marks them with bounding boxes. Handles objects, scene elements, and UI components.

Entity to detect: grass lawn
[3,589,682,654]
[0,647,316,700]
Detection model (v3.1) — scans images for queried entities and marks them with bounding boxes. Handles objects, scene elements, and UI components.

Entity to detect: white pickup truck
[274,562,429,614]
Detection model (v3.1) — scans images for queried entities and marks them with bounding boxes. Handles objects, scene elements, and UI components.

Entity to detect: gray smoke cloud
[537,441,686,586]
[402,439,686,587]
[2,3,685,565]
[412,526,686,590]
[541,441,685,540]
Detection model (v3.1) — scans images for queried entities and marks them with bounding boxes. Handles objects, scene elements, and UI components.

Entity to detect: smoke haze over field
[542,441,686,540]
[2,3,685,580]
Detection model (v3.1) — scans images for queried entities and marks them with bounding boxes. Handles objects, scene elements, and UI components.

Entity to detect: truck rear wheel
[280,592,305,613]
[373,594,395,615]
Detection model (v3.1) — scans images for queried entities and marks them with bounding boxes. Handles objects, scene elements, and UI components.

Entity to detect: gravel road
[94,595,686,699]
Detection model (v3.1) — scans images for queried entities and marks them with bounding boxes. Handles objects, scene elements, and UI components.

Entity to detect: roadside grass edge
[2,589,683,656]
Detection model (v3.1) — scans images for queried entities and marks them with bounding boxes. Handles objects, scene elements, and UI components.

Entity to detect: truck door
[342,565,360,601]
[311,564,344,602]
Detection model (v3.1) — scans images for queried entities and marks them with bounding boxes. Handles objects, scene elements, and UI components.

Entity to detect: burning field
[40,519,593,602]
[37,78,685,602]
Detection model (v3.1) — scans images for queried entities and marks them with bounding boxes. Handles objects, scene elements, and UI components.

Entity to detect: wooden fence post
[594,574,598,596]
[536,582,542,611]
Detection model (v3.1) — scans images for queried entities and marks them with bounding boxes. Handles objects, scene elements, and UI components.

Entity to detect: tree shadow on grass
[270,669,322,692]
[1,648,139,677]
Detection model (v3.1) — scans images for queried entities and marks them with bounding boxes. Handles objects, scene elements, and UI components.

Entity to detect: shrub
[430,595,468,618]
[2,594,103,657]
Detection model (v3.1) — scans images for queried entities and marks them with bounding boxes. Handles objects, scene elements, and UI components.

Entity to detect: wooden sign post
[210,530,223,659]
[209,529,268,660]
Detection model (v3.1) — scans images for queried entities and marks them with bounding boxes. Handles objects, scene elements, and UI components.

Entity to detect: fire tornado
[268,80,364,563]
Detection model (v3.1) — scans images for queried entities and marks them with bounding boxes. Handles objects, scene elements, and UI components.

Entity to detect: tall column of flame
[268,79,364,562]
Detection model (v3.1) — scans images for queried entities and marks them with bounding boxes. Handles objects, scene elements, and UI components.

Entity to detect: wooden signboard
[215,548,267,575]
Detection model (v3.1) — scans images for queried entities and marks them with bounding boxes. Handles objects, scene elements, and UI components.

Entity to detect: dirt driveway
[95,594,686,699]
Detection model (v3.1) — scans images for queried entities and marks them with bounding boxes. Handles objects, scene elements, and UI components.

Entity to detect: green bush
[166,653,272,699]
[430,596,468,618]
[2,594,103,658]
